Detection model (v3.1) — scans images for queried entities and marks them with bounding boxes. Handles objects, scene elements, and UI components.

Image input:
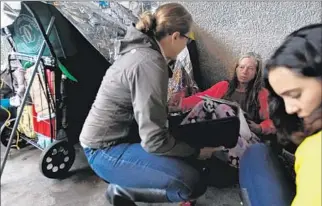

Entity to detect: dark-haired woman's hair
[224,52,264,121]
[265,23,322,144]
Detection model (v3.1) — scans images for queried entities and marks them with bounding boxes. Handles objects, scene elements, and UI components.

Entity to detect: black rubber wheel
[0,118,27,149]
[39,139,75,179]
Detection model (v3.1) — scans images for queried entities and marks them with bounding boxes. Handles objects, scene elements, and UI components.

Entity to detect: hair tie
[152,16,157,29]
[146,16,157,36]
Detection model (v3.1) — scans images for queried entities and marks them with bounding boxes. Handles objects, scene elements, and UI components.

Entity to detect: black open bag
[168,97,241,149]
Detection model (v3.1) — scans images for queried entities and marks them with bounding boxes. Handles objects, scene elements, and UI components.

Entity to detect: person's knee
[239,143,271,184]
[241,143,269,165]
[247,143,269,154]
[167,168,207,202]
[239,144,295,206]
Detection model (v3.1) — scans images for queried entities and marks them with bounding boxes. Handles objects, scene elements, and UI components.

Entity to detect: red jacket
[181,81,275,135]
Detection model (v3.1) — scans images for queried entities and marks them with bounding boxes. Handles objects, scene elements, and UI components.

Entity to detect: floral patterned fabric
[180,99,260,168]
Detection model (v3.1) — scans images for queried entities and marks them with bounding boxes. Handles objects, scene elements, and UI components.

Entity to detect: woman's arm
[180,81,229,111]
[258,89,276,135]
[129,55,197,157]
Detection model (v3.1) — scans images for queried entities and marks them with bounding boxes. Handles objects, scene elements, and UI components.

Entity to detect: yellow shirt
[292,131,321,206]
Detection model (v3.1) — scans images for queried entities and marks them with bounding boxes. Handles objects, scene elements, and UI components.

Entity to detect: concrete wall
[1,1,321,89]
[179,1,322,89]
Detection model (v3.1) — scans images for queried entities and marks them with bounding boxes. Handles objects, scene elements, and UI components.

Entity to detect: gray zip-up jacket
[79,25,197,157]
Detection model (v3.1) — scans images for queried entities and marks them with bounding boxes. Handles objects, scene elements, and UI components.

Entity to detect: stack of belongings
[167,32,201,107]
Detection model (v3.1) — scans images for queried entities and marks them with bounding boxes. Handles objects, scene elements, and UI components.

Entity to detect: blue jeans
[239,143,296,206]
[83,143,207,202]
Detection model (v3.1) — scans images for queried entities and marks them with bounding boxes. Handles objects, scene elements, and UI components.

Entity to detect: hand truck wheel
[39,139,75,179]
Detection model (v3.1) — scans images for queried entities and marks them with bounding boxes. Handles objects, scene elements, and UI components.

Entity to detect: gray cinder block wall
[179,1,322,89]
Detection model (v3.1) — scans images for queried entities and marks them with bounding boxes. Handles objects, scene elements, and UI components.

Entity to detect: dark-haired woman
[239,23,322,206]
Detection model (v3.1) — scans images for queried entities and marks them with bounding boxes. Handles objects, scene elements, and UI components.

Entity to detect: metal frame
[0,15,56,178]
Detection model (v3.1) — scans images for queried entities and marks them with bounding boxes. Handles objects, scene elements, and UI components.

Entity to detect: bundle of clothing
[167,37,201,102]
[175,97,260,168]
[0,60,56,147]
[0,61,37,140]
[1,60,26,108]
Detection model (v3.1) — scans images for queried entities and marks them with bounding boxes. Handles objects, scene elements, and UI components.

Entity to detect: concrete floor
[1,144,241,206]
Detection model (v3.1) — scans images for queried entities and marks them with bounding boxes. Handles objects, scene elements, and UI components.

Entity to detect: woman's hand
[248,120,262,135]
[168,105,182,113]
[168,91,184,113]
[197,146,225,160]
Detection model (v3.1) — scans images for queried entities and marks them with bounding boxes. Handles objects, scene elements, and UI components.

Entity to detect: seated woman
[239,23,322,206]
[179,52,275,137]
[168,52,276,170]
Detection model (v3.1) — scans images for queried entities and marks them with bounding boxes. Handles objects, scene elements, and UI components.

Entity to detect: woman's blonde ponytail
[135,3,192,40]
[135,11,155,33]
